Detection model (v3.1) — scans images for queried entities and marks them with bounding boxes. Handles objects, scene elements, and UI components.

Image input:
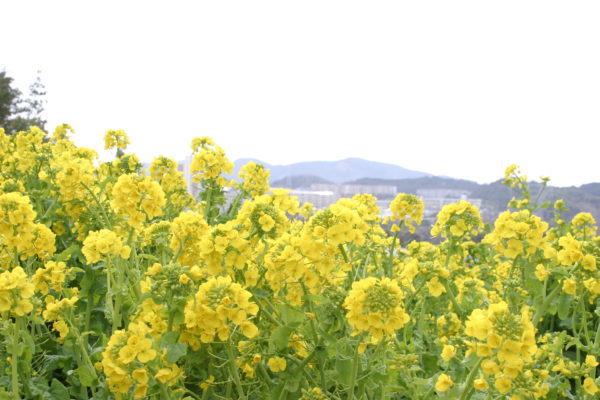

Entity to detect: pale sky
[2,1,599,187]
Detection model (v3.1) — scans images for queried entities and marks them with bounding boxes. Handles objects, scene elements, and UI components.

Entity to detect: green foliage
[0,70,46,134]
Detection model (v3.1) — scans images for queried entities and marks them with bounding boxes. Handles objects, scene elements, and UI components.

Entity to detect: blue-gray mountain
[232,158,431,184]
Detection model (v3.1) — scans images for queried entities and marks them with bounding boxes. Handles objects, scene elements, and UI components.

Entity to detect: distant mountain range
[232,158,600,222]
[233,158,431,183]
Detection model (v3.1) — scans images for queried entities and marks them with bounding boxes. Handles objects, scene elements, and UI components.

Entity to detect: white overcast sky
[2,1,599,186]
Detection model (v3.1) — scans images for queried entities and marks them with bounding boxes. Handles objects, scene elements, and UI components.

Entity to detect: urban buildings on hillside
[416,189,483,219]
[177,157,484,218]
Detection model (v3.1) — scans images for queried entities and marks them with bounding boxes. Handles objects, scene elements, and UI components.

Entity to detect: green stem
[593,318,600,351]
[256,362,272,386]
[225,339,247,400]
[441,245,463,316]
[442,279,463,316]
[11,317,20,400]
[347,340,360,400]
[532,284,561,327]
[338,244,350,264]
[84,271,95,340]
[76,334,98,380]
[301,284,327,390]
[81,182,112,228]
[204,187,214,224]
[580,299,592,346]
[458,357,483,400]
[387,228,401,278]
[159,383,172,400]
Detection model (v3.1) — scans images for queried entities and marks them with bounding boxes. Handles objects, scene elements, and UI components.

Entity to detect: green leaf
[336,358,353,386]
[279,305,304,327]
[302,294,330,305]
[29,377,49,396]
[43,355,71,374]
[269,326,294,351]
[56,244,79,262]
[284,367,301,392]
[557,293,571,320]
[161,331,180,347]
[48,379,69,400]
[138,253,159,262]
[75,366,96,387]
[166,343,188,364]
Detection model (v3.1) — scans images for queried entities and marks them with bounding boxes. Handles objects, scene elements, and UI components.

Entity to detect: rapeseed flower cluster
[385,193,424,233]
[110,173,166,230]
[344,277,409,343]
[0,192,56,260]
[198,221,251,274]
[238,161,270,197]
[169,211,210,266]
[101,320,182,398]
[32,260,70,294]
[104,129,130,151]
[0,267,35,317]
[484,210,549,258]
[2,125,600,400]
[81,229,131,263]
[183,276,259,346]
[42,295,78,342]
[190,136,234,186]
[430,200,483,238]
[464,302,540,396]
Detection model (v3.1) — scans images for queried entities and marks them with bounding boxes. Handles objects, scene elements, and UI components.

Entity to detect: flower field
[0,125,599,399]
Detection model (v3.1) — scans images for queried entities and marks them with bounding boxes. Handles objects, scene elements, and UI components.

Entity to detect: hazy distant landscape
[233,157,600,225]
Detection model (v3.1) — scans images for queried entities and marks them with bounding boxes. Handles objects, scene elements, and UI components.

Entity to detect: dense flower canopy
[0,125,598,399]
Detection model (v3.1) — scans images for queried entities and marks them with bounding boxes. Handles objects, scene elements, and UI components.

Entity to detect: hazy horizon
[2,1,599,187]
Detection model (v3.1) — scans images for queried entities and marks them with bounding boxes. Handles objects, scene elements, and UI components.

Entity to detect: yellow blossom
[435,373,453,392]
[268,357,287,372]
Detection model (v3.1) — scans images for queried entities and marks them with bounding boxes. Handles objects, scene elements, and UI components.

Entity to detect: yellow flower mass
[0,126,598,399]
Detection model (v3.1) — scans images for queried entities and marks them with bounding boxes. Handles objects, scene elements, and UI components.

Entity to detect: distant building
[417,189,482,218]
[310,184,397,198]
[177,155,201,198]
[290,189,338,209]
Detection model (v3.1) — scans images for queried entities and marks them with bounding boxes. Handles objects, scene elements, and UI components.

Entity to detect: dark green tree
[0,71,21,129]
[0,70,47,134]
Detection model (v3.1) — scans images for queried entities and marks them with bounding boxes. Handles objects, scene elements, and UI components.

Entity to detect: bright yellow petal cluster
[238,161,270,197]
[0,192,56,259]
[190,136,233,186]
[110,173,166,229]
[183,276,259,345]
[104,129,130,150]
[431,200,483,238]
[464,302,538,393]
[483,210,549,259]
[385,193,424,233]
[0,267,35,317]
[169,211,210,266]
[343,277,409,343]
[82,229,131,264]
